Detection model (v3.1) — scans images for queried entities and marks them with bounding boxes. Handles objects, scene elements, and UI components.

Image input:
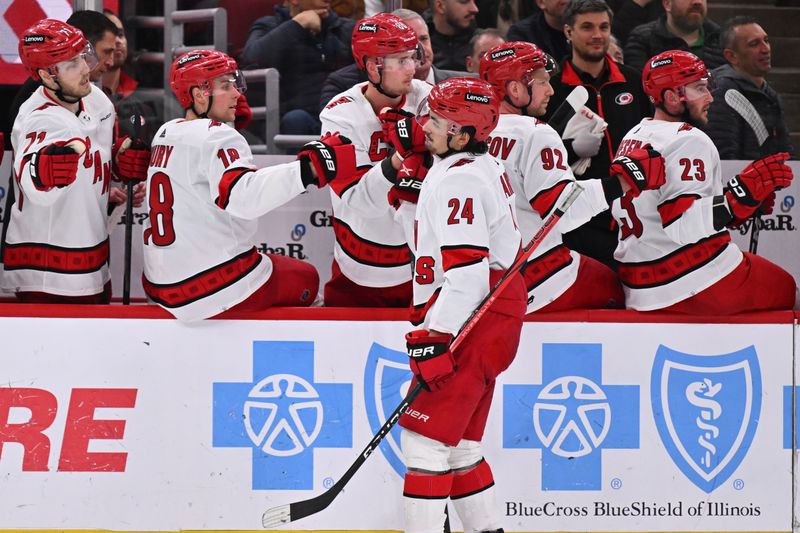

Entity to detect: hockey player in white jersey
[3,20,148,303]
[612,50,795,313]
[319,13,432,307]
[480,41,667,312]
[142,50,355,321]
[394,77,525,533]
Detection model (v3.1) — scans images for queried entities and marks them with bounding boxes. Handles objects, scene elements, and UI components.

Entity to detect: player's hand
[114,136,151,183]
[610,145,666,197]
[298,132,357,188]
[724,154,789,221]
[379,107,426,158]
[760,191,776,215]
[234,94,253,131]
[406,329,456,392]
[387,152,432,209]
[741,152,793,190]
[30,141,82,190]
[570,129,603,158]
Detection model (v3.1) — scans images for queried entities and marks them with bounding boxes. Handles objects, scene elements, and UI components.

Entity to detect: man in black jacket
[507,0,570,62]
[706,16,794,160]
[240,0,354,134]
[423,0,479,71]
[543,0,652,268]
[624,0,724,73]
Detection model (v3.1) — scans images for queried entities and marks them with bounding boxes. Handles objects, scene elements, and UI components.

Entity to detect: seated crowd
[0,0,796,321]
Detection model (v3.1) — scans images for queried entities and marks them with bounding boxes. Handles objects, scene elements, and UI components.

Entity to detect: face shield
[416,97,462,137]
[211,70,247,95]
[50,42,98,78]
[681,75,715,102]
[376,44,425,72]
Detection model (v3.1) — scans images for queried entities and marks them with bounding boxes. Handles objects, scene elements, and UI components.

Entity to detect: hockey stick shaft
[122,114,143,305]
[261,182,584,528]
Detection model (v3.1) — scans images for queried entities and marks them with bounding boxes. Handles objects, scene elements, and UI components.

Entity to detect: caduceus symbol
[685,378,723,468]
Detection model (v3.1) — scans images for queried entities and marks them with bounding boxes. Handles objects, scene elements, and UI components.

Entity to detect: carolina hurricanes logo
[616,92,634,105]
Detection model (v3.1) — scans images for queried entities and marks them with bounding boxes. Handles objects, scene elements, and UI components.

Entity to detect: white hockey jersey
[142,118,307,321]
[488,114,611,312]
[611,118,742,310]
[3,85,114,296]
[319,80,431,288]
[412,152,521,334]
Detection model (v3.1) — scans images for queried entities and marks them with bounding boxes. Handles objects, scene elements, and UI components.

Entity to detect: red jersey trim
[215,167,255,209]
[441,244,489,272]
[410,287,441,326]
[659,194,701,227]
[530,180,570,217]
[521,244,573,291]
[618,232,732,289]
[142,247,262,308]
[2,239,109,274]
[332,217,411,268]
[329,165,370,197]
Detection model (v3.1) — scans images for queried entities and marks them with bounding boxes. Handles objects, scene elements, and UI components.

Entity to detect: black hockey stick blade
[261,182,585,528]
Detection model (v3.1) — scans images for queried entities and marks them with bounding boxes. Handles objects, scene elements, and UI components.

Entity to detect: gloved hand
[570,130,603,158]
[610,145,666,197]
[724,152,791,221]
[387,152,432,208]
[406,329,456,392]
[379,107,426,158]
[30,141,82,190]
[760,191,776,215]
[234,94,253,130]
[298,132,357,188]
[114,136,151,183]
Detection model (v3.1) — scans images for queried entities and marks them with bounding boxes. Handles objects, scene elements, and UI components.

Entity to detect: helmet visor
[52,42,98,78]
[682,75,715,102]
[212,70,247,95]
[379,44,424,71]
[416,97,461,136]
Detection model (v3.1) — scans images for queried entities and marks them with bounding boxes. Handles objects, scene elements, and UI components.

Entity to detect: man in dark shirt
[543,0,652,268]
[507,0,570,62]
[423,0,479,71]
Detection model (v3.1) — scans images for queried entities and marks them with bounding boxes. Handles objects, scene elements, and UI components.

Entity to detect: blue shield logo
[363,342,412,478]
[651,345,761,493]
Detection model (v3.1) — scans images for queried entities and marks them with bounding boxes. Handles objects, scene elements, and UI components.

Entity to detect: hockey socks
[451,458,502,533]
[403,469,454,533]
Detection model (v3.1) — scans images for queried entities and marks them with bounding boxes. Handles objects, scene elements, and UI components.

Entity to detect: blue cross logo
[503,343,639,490]
[212,341,352,490]
[783,386,798,449]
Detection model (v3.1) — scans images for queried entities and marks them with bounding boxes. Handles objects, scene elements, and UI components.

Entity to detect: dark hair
[66,10,120,45]
[458,126,489,154]
[720,15,760,51]
[469,28,506,56]
[563,0,613,27]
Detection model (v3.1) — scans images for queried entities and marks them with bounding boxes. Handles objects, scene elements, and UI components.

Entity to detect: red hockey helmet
[479,41,557,100]
[642,50,709,106]
[169,49,245,109]
[418,77,499,142]
[18,19,92,81]
[351,13,420,70]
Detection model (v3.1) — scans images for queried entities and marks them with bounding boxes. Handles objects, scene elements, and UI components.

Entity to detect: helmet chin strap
[372,67,401,99]
[191,93,213,119]
[44,78,81,105]
[505,84,534,116]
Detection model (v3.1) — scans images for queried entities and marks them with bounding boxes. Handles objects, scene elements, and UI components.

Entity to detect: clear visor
[681,76,715,102]
[416,97,461,136]
[377,44,424,71]
[211,70,247,95]
[50,42,98,77]
[517,54,558,87]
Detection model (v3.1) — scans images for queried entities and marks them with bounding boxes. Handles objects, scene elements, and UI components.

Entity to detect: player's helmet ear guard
[642,50,709,106]
[479,41,557,100]
[351,13,421,70]
[417,77,500,142]
[19,19,92,81]
[169,49,245,109]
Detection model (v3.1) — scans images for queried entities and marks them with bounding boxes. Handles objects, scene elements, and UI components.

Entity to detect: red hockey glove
[723,154,789,222]
[114,137,151,183]
[610,145,666,197]
[380,108,426,158]
[742,152,793,190]
[29,141,81,190]
[298,133,357,188]
[406,329,456,392]
[388,152,432,209]
[760,191,776,215]
[234,94,253,131]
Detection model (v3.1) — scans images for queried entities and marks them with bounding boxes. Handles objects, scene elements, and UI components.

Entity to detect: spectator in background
[475,0,539,35]
[241,0,355,135]
[609,33,624,63]
[465,28,506,72]
[507,0,570,62]
[423,0,479,71]
[624,0,724,73]
[706,16,794,160]
[543,0,652,268]
[365,0,428,16]
[318,8,466,110]
[608,0,664,45]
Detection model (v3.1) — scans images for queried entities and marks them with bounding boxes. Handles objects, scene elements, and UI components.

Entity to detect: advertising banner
[0,315,794,531]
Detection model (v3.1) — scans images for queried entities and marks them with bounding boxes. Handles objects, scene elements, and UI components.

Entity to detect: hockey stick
[548,86,589,136]
[122,114,144,305]
[261,181,585,529]
[724,89,769,254]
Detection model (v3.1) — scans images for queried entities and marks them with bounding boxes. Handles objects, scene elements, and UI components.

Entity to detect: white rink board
[0,315,794,532]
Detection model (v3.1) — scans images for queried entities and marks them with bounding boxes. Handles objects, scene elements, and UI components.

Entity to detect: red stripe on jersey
[440,245,489,272]
[451,459,494,499]
[658,194,701,227]
[215,167,255,209]
[3,239,109,274]
[403,470,454,499]
[142,247,262,308]
[333,217,411,267]
[618,232,731,288]
[410,287,441,326]
[530,180,570,217]
[329,165,370,197]
[521,244,573,290]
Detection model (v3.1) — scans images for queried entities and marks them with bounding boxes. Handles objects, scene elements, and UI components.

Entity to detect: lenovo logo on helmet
[177,53,203,66]
[23,35,46,44]
[358,23,378,33]
[490,48,515,60]
[650,57,673,69]
[465,92,490,104]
